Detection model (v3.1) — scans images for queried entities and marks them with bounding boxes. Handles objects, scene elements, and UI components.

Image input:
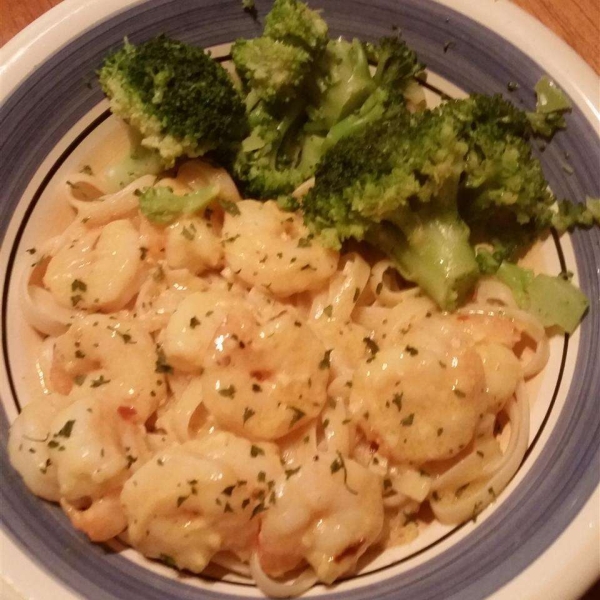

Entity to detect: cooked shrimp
[221,200,338,297]
[138,216,167,262]
[258,453,383,584]
[44,219,143,312]
[9,388,149,541]
[456,304,549,378]
[61,489,127,542]
[51,314,166,421]
[162,289,242,372]
[200,308,330,440]
[8,394,73,501]
[450,311,524,412]
[48,394,149,502]
[165,215,223,274]
[121,433,282,572]
[450,311,521,347]
[349,316,488,463]
[475,343,522,414]
[134,265,214,332]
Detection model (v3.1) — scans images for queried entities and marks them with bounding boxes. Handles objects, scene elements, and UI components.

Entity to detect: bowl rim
[0,1,598,600]
[1,0,598,118]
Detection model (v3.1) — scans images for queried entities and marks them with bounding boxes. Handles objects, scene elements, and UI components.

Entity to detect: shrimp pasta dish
[8,1,597,597]
[9,156,553,596]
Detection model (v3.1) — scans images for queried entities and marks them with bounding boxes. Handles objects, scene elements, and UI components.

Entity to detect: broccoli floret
[586,197,600,222]
[99,35,248,166]
[231,1,424,199]
[303,110,480,309]
[445,95,554,255]
[372,36,424,92]
[552,200,596,231]
[138,184,219,224]
[495,262,588,334]
[233,98,311,197]
[264,0,328,52]
[443,94,595,260]
[233,8,425,198]
[310,36,423,135]
[315,35,424,153]
[231,0,330,197]
[232,38,312,105]
[526,76,572,138]
[429,95,550,262]
[303,90,596,309]
[307,38,375,130]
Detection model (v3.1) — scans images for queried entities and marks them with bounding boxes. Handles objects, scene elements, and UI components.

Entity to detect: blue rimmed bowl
[1,1,598,599]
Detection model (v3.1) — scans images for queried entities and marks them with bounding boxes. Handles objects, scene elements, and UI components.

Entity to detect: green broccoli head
[138,184,220,224]
[372,36,424,92]
[442,95,558,260]
[457,100,552,215]
[311,35,423,131]
[233,34,377,199]
[232,37,312,105]
[304,109,479,309]
[355,111,469,221]
[231,1,425,200]
[232,26,426,199]
[99,35,248,166]
[526,75,572,138]
[307,38,375,130]
[305,110,468,239]
[264,0,328,52]
[234,159,306,199]
[233,99,309,197]
[551,200,596,231]
[304,90,595,309]
[431,94,594,262]
[311,35,424,155]
[230,0,331,198]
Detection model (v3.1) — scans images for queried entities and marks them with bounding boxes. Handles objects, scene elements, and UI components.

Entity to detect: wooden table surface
[1,0,599,73]
[0,0,598,599]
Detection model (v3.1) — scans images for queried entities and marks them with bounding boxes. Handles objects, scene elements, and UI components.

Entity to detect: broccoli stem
[271,99,306,168]
[368,215,479,310]
[321,93,387,153]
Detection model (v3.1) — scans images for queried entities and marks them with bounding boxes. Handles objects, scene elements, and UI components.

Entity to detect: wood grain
[512,0,599,73]
[0,0,599,73]
[0,0,59,47]
[0,0,598,597]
